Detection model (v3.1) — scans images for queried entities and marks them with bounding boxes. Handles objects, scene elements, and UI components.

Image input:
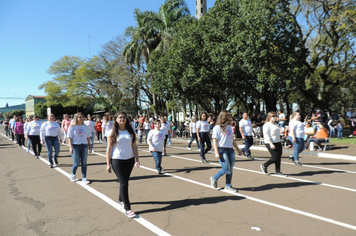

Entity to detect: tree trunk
[264,93,277,112]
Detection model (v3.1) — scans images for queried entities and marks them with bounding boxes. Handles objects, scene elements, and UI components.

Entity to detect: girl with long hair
[196,112,211,163]
[187,116,200,150]
[210,111,243,192]
[85,114,96,152]
[68,113,92,184]
[260,111,286,176]
[40,113,62,168]
[106,111,140,218]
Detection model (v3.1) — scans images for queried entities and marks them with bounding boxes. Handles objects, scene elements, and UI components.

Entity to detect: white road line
[169,145,356,174]
[0,133,171,236]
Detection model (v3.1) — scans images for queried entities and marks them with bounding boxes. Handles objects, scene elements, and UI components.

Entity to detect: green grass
[329,137,356,145]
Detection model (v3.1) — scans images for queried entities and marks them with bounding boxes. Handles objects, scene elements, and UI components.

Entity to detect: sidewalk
[170,138,356,161]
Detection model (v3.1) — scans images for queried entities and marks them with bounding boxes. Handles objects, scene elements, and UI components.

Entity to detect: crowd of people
[1,107,355,218]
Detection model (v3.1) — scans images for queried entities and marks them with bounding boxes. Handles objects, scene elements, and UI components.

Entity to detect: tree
[4,110,25,118]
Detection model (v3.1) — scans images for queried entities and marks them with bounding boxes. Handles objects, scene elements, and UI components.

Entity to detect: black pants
[263,142,282,172]
[199,132,211,160]
[16,134,25,147]
[29,135,42,156]
[11,129,14,141]
[97,132,102,141]
[111,157,135,211]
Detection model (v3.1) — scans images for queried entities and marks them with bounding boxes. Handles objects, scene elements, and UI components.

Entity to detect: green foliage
[4,110,26,118]
[34,102,90,119]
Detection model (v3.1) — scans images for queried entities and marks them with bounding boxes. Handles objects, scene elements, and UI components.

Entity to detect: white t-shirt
[160,122,170,136]
[197,120,209,132]
[131,121,135,130]
[144,122,151,130]
[288,119,305,138]
[40,121,62,140]
[239,119,253,136]
[84,120,96,133]
[27,121,42,136]
[190,122,197,133]
[111,130,134,160]
[279,113,286,124]
[102,121,113,137]
[263,122,281,143]
[68,125,91,144]
[148,129,165,152]
[212,125,234,148]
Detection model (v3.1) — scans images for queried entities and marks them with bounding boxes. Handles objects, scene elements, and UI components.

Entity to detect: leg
[187,136,194,148]
[225,148,236,187]
[45,138,53,164]
[290,136,300,162]
[246,136,253,157]
[53,138,60,160]
[90,132,94,149]
[194,133,200,149]
[163,135,168,154]
[71,145,80,175]
[274,142,283,172]
[204,133,212,154]
[79,144,89,178]
[263,143,279,169]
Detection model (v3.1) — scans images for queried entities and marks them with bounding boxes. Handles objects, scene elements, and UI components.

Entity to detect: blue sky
[0,0,215,107]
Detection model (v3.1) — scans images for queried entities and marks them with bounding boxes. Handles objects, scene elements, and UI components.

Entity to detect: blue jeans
[329,126,335,137]
[168,132,172,146]
[145,129,150,142]
[151,151,163,172]
[5,127,10,136]
[241,136,253,157]
[27,137,32,150]
[45,136,60,164]
[90,132,95,149]
[337,131,343,139]
[213,147,235,187]
[188,133,200,149]
[139,135,143,142]
[71,144,88,178]
[289,137,305,162]
[199,132,211,160]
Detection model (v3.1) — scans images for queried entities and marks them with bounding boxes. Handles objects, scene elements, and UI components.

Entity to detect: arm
[239,127,245,140]
[213,138,219,159]
[69,138,74,154]
[87,137,91,152]
[263,124,275,149]
[132,142,140,168]
[232,139,242,156]
[196,127,201,142]
[147,137,155,152]
[106,136,113,173]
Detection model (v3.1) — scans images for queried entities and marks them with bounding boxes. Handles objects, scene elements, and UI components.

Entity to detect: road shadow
[240,182,316,192]
[90,178,119,183]
[288,170,345,176]
[163,166,220,174]
[304,162,354,166]
[133,195,244,214]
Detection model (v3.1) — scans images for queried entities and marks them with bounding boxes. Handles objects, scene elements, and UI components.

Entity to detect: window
[201,0,204,4]
[201,8,203,13]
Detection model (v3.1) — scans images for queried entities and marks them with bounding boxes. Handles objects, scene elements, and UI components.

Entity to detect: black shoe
[242,150,246,156]
[247,155,254,160]
[294,161,302,166]
[202,159,208,163]
[54,157,58,165]
[288,156,294,162]
[260,164,268,174]
[49,164,53,168]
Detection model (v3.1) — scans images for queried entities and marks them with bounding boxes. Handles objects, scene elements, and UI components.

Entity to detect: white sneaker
[349,135,353,138]
[187,147,191,150]
[70,174,76,182]
[210,177,217,188]
[224,185,238,193]
[82,178,90,184]
[27,149,30,153]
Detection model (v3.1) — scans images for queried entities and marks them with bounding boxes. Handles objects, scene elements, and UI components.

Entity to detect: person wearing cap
[26,115,43,158]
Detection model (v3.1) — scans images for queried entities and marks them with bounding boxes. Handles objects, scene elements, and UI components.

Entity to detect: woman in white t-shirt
[106,111,140,218]
[144,119,152,143]
[85,114,96,151]
[260,112,286,176]
[160,117,171,156]
[196,112,211,163]
[288,112,305,166]
[210,111,242,193]
[102,113,113,149]
[148,119,165,174]
[187,116,200,150]
[68,112,92,184]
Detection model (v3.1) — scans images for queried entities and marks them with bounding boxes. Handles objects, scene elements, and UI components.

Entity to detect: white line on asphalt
[169,145,356,174]
[0,133,171,236]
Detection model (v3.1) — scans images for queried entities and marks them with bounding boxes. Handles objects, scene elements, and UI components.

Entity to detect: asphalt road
[1,131,356,236]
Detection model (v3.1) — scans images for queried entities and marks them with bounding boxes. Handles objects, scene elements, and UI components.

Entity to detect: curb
[170,138,356,162]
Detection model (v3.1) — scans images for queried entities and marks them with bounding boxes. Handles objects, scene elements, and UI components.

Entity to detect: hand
[238,150,242,156]
[89,148,92,153]
[215,153,220,159]
[270,144,276,149]
[198,138,201,143]
[242,136,246,140]
[293,138,296,143]
[151,147,156,152]
[106,165,111,173]
[41,140,44,145]
[135,161,140,168]
[59,140,62,144]
[70,148,73,154]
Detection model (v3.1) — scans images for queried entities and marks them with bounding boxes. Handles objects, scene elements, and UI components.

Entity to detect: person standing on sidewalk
[239,113,255,160]
[68,112,92,184]
[147,119,165,174]
[26,115,42,158]
[10,115,17,142]
[106,111,140,218]
[187,116,200,151]
[40,113,62,168]
[288,112,305,166]
[260,111,287,176]
[196,112,211,163]
[210,111,242,193]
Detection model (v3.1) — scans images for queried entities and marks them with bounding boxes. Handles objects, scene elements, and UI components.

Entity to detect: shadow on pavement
[133,195,244,214]
[240,182,316,192]
[288,170,345,176]
[304,162,355,166]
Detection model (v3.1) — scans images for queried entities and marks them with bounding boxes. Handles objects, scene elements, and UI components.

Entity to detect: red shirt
[96,123,102,132]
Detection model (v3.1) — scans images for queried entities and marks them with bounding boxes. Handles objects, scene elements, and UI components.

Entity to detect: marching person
[196,112,211,163]
[288,112,305,166]
[14,116,25,147]
[160,116,171,156]
[147,119,165,174]
[260,111,287,176]
[187,116,200,151]
[24,116,33,152]
[106,111,140,218]
[40,113,62,168]
[239,113,255,159]
[102,113,113,149]
[84,114,96,152]
[68,113,92,184]
[26,115,42,158]
[143,119,151,143]
[62,114,71,144]
[95,118,103,143]
[210,111,242,193]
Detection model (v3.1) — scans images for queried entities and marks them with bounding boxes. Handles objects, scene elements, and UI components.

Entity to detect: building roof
[25,95,47,101]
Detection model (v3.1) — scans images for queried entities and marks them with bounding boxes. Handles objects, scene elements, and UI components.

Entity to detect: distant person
[95,118,103,143]
[40,113,62,168]
[239,113,255,159]
[62,114,71,144]
[306,123,329,151]
[3,117,10,137]
[336,122,344,139]
[187,116,200,151]
[84,114,96,152]
[102,113,113,149]
[143,119,151,143]
[14,116,25,147]
[68,112,92,184]
[210,111,242,193]
[106,111,140,218]
[288,112,305,166]
[160,116,171,156]
[24,116,33,152]
[26,115,42,158]
[196,112,211,163]
[147,119,165,174]
[278,110,286,128]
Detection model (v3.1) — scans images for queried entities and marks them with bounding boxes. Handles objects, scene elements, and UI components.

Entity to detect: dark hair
[110,111,136,145]
[200,112,208,121]
[216,110,231,132]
